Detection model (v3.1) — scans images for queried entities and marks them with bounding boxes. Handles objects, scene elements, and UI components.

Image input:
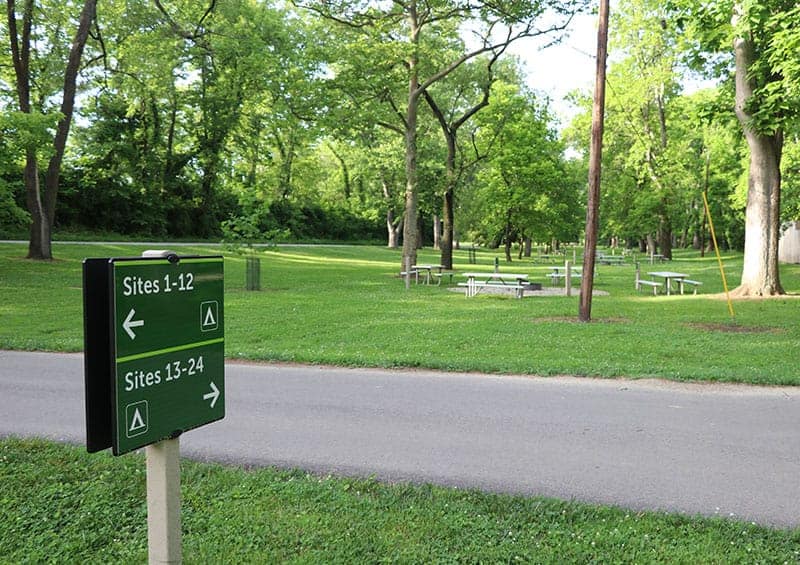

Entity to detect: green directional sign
[111,255,224,455]
[83,254,225,456]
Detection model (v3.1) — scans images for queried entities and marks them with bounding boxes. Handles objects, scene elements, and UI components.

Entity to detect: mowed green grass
[1,241,799,384]
[2,438,798,563]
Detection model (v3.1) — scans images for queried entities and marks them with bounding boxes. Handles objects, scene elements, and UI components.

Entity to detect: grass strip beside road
[1,242,800,385]
[2,438,798,563]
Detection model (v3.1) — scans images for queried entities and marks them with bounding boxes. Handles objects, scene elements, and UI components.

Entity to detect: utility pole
[579,0,610,322]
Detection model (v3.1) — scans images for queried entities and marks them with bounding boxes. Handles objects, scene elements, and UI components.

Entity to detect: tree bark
[579,0,610,322]
[658,219,672,260]
[646,234,656,255]
[731,14,784,296]
[503,209,513,263]
[8,0,96,259]
[44,0,96,230]
[401,3,421,270]
[8,0,46,259]
[328,144,352,199]
[24,151,50,259]
[439,117,457,269]
[441,189,454,267]
[422,54,495,270]
[386,211,401,248]
[382,176,401,248]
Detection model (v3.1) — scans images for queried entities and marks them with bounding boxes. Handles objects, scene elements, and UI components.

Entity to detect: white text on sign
[122,273,195,296]
[124,356,205,391]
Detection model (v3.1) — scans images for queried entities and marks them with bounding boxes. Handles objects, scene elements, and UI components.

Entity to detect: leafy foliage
[469,82,581,251]
[2,0,799,252]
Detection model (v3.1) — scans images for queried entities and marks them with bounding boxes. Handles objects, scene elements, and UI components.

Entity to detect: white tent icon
[203,306,216,327]
[129,408,146,432]
[125,401,148,438]
[201,301,219,331]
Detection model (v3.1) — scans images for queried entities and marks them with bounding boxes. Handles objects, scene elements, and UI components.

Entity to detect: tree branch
[415,19,571,95]
[153,0,215,48]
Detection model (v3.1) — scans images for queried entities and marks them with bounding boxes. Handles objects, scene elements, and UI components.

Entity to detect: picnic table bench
[432,270,456,285]
[635,279,663,295]
[548,266,582,286]
[597,254,625,266]
[459,272,529,298]
[400,264,446,285]
[533,253,565,263]
[678,279,703,294]
[635,270,702,295]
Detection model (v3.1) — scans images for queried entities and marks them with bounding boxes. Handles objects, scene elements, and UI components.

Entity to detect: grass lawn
[1,241,799,385]
[3,243,800,559]
[2,438,798,563]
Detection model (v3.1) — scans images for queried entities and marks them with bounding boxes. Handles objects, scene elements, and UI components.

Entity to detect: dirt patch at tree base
[706,292,800,301]
[686,322,785,334]
[530,316,629,324]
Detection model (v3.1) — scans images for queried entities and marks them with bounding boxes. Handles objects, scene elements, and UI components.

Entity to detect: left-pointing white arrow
[203,381,220,408]
[123,308,144,340]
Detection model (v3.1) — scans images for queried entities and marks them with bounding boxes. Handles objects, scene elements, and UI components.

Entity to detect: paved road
[2,350,798,528]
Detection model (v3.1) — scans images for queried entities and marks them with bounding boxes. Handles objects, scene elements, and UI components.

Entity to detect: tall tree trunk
[646,234,656,255]
[658,218,672,260]
[432,214,441,250]
[382,174,400,248]
[400,95,420,266]
[503,209,513,263]
[422,50,495,271]
[24,151,50,259]
[731,13,784,296]
[386,214,401,248]
[579,0,609,322]
[699,153,710,257]
[439,123,457,269]
[401,4,421,270]
[734,131,783,295]
[8,0,44,259]
[43,0,96,251]
[421,115,457,266]
[328,143,351,199]
[441,188,454,267]
[8,0,96,259]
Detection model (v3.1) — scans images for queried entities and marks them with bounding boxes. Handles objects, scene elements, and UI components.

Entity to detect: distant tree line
[3,0,800,296]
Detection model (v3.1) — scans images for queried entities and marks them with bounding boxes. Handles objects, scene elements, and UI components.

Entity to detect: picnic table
[547,266,582,286]
[459,272,529,298]
[406,264,445,285]
[534,254,559,263]
[597,254,625,266]
[646,271,697,296]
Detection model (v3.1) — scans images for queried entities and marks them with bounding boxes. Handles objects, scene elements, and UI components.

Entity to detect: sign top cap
[141,249,179,263]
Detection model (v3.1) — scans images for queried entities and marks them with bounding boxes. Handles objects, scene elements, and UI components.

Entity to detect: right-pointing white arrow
[203,381,220,408]
[123,309,144,340]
